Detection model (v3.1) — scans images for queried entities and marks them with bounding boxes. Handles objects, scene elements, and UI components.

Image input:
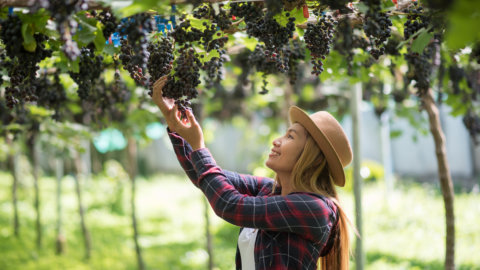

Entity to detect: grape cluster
[0,47,6,87]
[319,0,351,13]
[304,15,337,76]
[90,68,131,123]
[247,40,304,93]
[463,110,480,145]
[31,0,88,60]
[0,14,52,108]
[202,49,227,88]
[230,2,263,23]
[94,10,118,40]
[147,36,174,95]
[193,4,212,19]
[448,65,465,95]
[162,47,202,113]
[403,2,429,40]
[69,47,103,99]
[170,18,204,45]
[265,0,283,15]
[34,73,67,121]
[363,6,392,59]
[118,13,154,86]
[233,2,296,72]
[214,4,233,31]
[404,51,432,96]
[470,43,480,64]
[246,12,296,67]
[285,39,306,85]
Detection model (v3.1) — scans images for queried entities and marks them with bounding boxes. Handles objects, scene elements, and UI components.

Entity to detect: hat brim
[289,106,346,187]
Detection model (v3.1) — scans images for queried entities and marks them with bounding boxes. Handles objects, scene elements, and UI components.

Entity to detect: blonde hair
[275,135,353,270]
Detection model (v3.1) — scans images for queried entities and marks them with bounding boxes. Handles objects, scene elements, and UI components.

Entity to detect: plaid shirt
[168,130,338,270]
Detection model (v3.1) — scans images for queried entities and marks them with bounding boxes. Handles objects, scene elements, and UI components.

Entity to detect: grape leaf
[411,31,433,54]
[21,23,36,52]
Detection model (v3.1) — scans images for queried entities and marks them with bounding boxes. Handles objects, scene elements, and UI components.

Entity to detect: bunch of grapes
[304,15,337,76]
[162,46,202,113]
[69,47,103,99]
[448,65,465,95]
[170,18,204,45]
[319,0,351,13]
[0,14,52,108]
[202,50,227,88]
[463,110,480,145]
[230,2,263,23]
[147,36,175,95]
[31,0,88,60]
[246,12,296,68]
[193,4,213,19]
[214,4,233,31]
[285,39,306,85]
[0,47,6,87]
[34,73,67,121]
[363,6,392,59]
[470,43,480,64]
[118,13,154,86]
[404,50,432,96]
[265,0,284,14]
[93,10,118,40]
[403,2,430,40]
[88,69,130,124]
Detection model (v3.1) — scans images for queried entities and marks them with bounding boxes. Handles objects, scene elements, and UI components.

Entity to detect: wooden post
[126,137,146,270]
[31,134,42,249]
[352,82,364,270]
[55,157,66,255]
[74,153,92,260]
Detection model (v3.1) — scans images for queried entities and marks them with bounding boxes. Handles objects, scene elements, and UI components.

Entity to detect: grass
[0,170,479,270]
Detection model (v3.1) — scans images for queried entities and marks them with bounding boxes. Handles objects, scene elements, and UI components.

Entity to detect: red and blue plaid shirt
[168,130,338,270]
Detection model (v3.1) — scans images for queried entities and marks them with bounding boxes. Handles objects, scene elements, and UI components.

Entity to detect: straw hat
[289,106,353,187]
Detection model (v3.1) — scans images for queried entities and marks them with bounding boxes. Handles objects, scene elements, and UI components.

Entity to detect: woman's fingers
[153,75,168,89]
[185,109,198,127]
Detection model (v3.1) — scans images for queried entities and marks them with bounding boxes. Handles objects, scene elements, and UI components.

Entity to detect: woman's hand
[152,76,206,150]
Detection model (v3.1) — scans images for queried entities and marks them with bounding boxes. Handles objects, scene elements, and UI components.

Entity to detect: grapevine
[0,14,52,108]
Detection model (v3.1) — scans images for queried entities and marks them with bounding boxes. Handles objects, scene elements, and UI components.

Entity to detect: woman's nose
[273,139,280,147]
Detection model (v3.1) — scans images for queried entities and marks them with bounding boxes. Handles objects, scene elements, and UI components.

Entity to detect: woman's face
[265,123,308,174]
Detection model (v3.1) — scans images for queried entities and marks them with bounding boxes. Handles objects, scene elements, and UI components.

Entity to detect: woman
[152,76,354,270]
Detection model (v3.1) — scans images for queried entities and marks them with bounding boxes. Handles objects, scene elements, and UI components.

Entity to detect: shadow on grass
[367,251,480,270]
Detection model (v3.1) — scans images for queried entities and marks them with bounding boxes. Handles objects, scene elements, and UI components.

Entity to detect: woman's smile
[269,148,281,157]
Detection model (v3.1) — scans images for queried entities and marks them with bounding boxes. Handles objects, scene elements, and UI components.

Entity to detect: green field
[0,170,479,270]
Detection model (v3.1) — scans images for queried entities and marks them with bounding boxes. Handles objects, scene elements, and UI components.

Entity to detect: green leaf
[411,31,433,54]
[27,104,53,117]
[21,23,36,52]
[188,15,209,31]
[116,0,168,18]
[103,43,120,55]
[199,49,220,63]
[291,7,307,25]
[94,25,106,51]
[75,13,98,46]
[273,13,289,27]
[446,0,480,50]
